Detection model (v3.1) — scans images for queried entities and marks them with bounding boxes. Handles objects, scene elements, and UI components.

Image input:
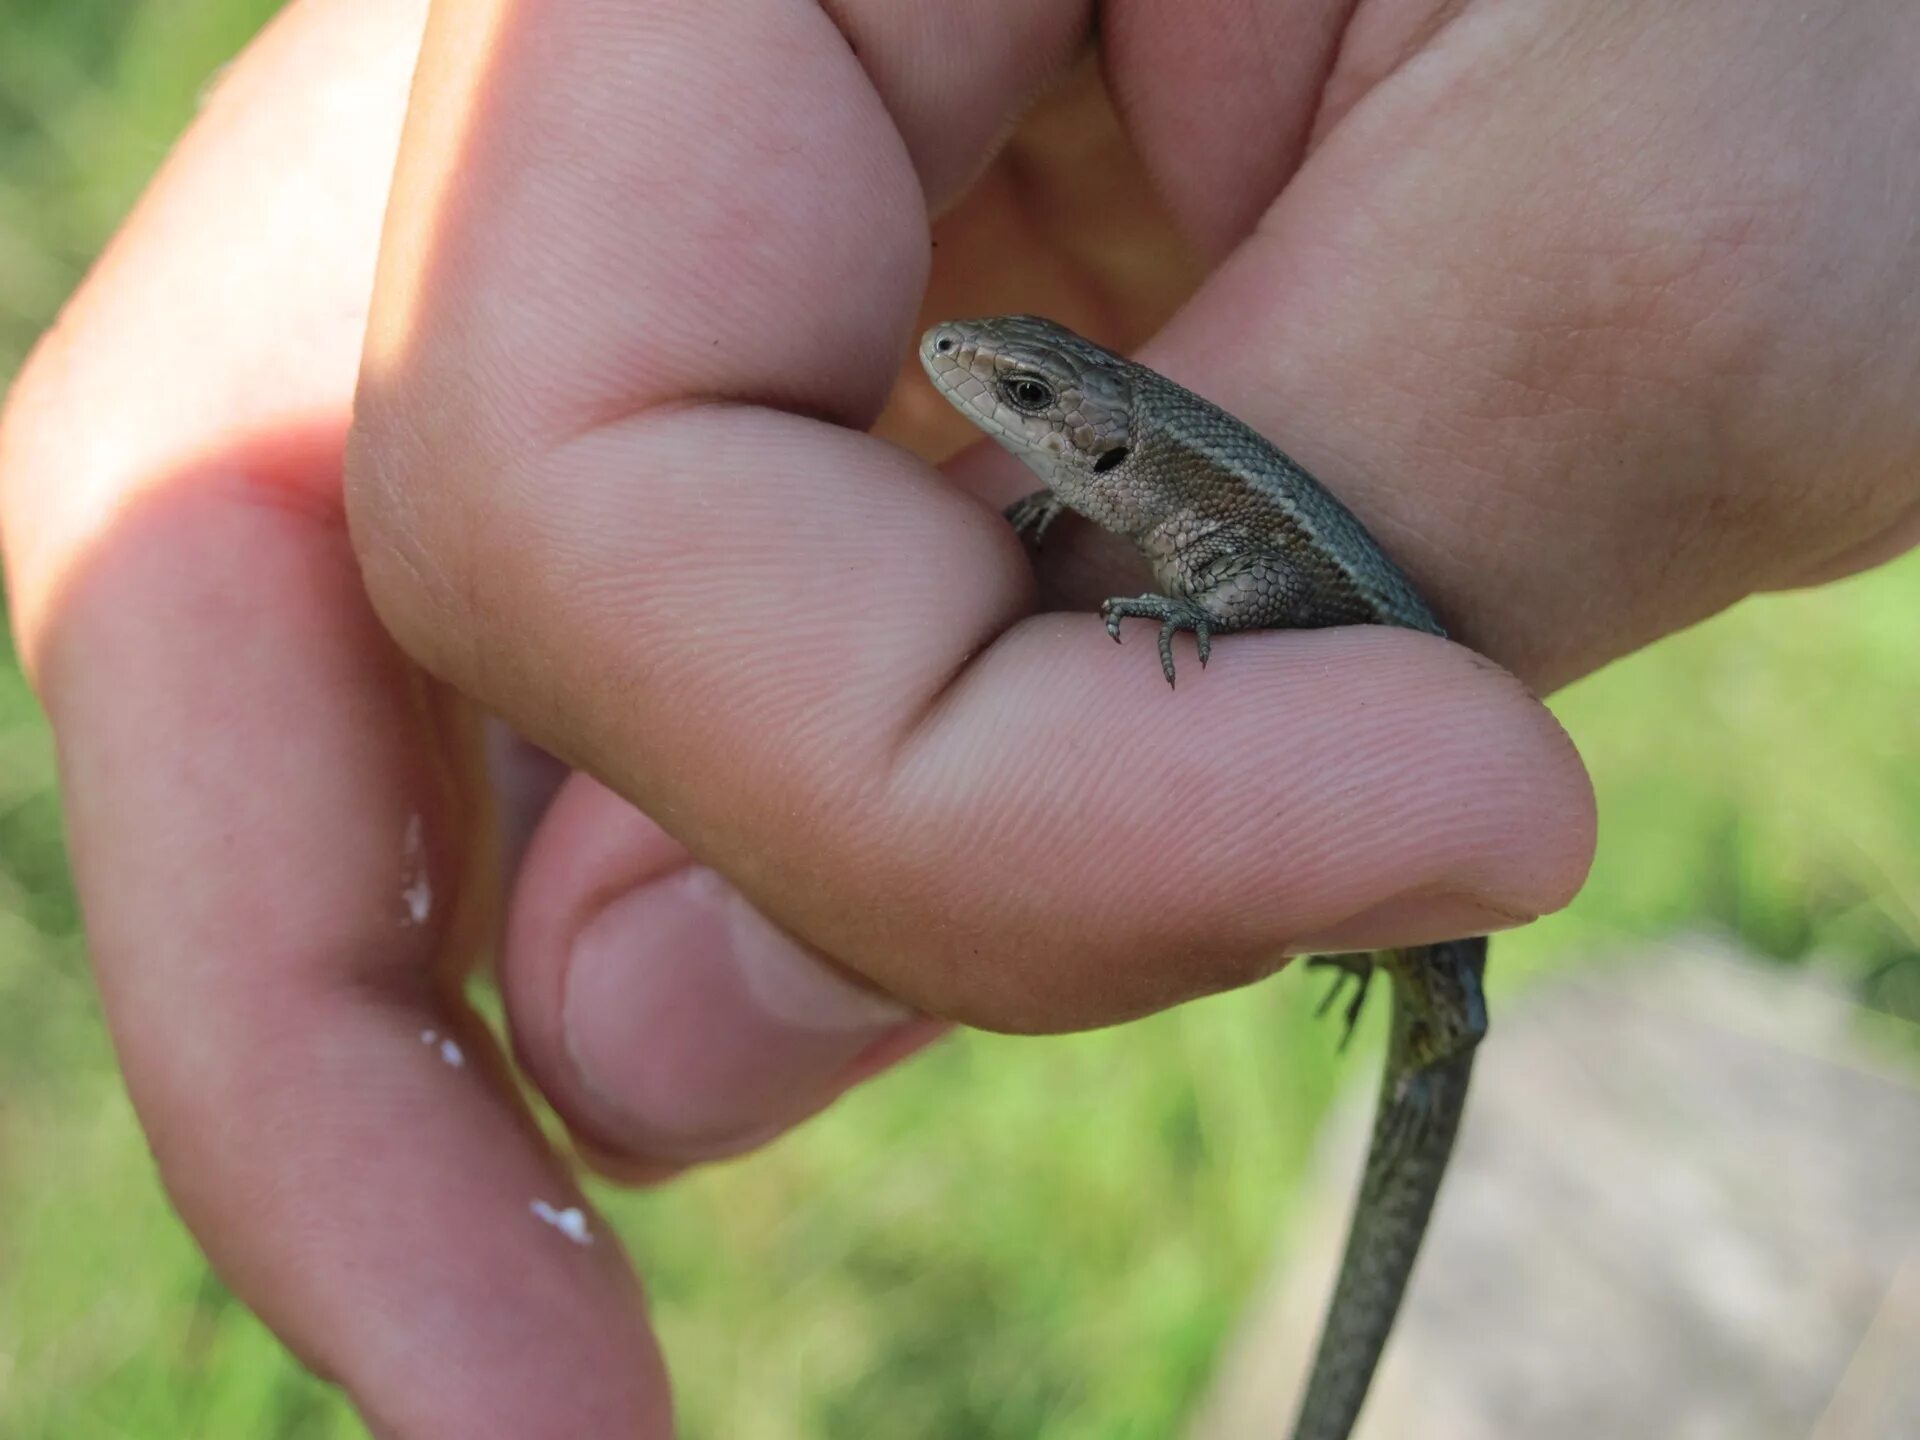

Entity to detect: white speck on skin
[399,814,432,925]
[530,1199,594,1246]
[418,1027,464,1068]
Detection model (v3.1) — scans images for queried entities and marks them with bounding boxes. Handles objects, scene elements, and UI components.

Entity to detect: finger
[0,2,669,1433]
[503,775,946,1175]
[485,719,572,876]
[1102,0,1359,256]
[346,1,1594,1035]
[40,489,668,1436]
[353,0,1091,457]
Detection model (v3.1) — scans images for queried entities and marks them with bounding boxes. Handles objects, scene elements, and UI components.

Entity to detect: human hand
[8,1,1916,1435]
[348,0,1920,1023]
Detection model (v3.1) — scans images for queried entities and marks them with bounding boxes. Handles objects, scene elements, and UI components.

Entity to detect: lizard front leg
[1101,550,1313,686]
[1004,489,1068,549]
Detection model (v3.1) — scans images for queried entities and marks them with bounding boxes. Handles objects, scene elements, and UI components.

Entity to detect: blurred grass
[0,4,1916,1438]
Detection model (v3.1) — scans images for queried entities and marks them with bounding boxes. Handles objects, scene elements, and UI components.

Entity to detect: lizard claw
[1308,954,1375,1051]
[1004,491,1065,549]
[1100,594,1216,686]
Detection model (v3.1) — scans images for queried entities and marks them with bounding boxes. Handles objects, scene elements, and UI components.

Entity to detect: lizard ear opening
[1092,446,1129,474]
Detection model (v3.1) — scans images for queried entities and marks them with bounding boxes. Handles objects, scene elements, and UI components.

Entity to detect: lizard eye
[999,374,1055,413]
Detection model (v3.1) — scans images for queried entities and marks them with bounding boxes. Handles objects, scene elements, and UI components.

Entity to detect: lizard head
[919,315,1134,491]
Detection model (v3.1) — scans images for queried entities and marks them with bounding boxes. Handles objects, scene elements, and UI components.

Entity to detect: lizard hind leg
[1386,939,1490,1071]
[1364,941,1489,1186]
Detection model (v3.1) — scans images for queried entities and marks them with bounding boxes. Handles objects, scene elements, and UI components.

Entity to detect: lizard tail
[1287,937,1489,1440]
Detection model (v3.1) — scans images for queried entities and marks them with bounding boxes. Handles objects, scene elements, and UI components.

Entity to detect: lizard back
[1123,362,1445,637]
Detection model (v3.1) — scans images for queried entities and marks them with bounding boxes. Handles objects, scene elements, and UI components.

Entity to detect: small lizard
[920,314,1490,1440]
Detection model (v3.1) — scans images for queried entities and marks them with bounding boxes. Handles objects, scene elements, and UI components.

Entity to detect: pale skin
[3,0,1918,1435]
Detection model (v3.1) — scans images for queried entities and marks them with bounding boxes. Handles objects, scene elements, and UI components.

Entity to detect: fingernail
[1285,890,1534,957]
[562,868,914,1160]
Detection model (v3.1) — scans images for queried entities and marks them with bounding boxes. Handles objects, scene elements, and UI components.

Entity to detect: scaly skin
[1292,940,1486,1440]
[920,315,1491,1440]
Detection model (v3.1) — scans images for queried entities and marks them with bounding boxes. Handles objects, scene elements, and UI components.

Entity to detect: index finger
[1,1,669,1433]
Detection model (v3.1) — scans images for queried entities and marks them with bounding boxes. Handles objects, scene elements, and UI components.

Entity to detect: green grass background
[2,5,1916,1437]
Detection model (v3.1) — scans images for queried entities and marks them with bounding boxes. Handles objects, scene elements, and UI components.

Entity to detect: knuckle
[344,377,520,689]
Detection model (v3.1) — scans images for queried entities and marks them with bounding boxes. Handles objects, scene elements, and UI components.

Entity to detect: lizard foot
[1100,594,1214,687]
[1308,954,1375,1052]
[1004,490,1066,549]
